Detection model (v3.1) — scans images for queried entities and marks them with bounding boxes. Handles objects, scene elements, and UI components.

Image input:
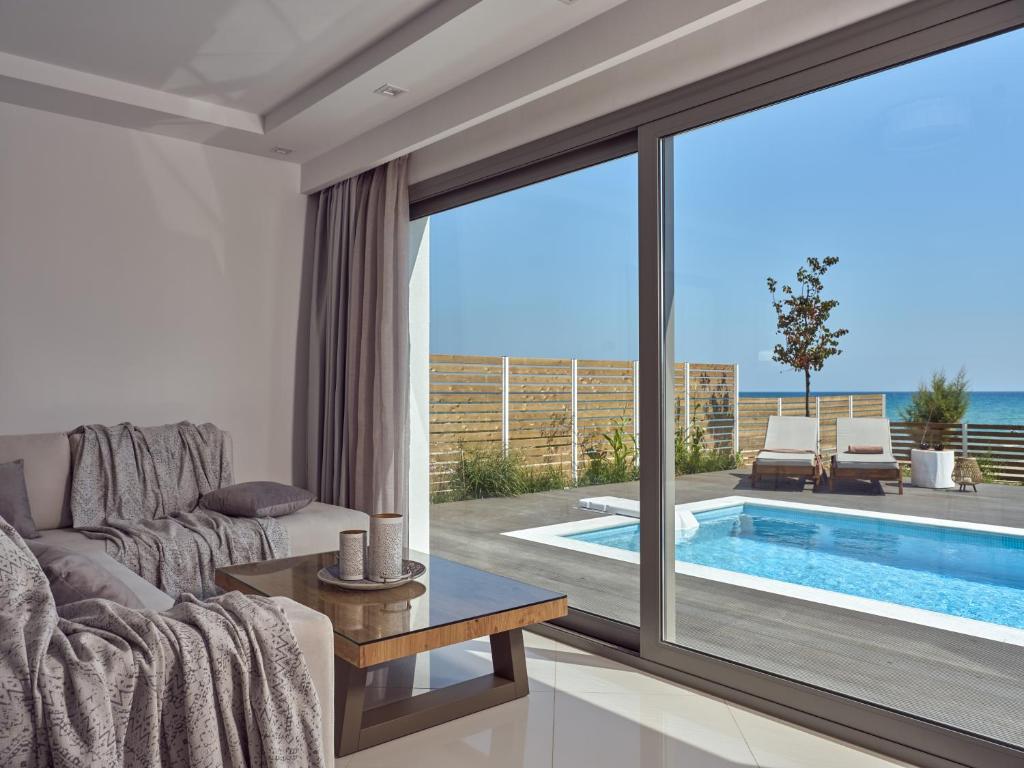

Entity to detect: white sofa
[0,429,368,760]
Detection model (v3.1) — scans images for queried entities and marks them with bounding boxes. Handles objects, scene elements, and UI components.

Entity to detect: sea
[741,392,1024,425]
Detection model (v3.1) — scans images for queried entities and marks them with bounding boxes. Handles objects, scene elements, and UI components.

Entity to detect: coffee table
[215,551,567,757]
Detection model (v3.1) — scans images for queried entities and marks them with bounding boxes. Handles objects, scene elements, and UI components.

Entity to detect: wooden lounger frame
[751,454,824,489]
[829,456,904,495]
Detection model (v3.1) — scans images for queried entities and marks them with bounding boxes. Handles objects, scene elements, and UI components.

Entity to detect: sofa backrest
[0,428,234,531]
[0,432,72,530]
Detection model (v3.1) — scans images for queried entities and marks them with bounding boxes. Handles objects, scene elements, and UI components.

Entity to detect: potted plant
[901,369,970,489]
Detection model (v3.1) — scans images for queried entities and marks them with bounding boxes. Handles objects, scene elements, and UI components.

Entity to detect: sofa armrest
[271,596,334,761]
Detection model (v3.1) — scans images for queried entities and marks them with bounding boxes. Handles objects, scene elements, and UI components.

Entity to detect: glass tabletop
[217,550,566,647]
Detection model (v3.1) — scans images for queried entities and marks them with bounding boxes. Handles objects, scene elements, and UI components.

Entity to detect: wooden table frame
[335,627,530,757]
[215,553,566,760]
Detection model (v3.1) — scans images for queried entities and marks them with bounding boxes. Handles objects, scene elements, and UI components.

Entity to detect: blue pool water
[567,504,1024,629]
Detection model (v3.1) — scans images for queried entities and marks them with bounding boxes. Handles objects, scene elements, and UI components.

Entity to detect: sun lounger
[830,417,903,495]
[751,416,823,489]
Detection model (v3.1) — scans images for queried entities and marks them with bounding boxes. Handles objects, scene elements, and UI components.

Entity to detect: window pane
[420,155,642,627]
[661,27,1024,749]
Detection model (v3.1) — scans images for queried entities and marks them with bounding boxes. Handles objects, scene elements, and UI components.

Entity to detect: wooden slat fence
[891,422,1024,484]
[431,362,1024,487]
[430,354,736,491]
[430,354,899,490]
[737,394,887,460]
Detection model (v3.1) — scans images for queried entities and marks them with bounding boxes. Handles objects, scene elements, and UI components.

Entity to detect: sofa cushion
[29,540,145,608]
[80,551,175,611]
[34,526,108,555]
[279,501,368,557]
[0,432,71,530]
[0,459,39,539]
[200,481,314,518]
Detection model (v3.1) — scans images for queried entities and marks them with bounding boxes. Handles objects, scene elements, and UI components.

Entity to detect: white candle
[368,514,404,582]
[337,529,367,581]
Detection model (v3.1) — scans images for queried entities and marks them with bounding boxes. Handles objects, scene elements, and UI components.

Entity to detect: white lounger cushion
[755,416,819,469]
[755,451,817,467]
[835,417,894,455]
[834,418,897,469]
[834,453,899,470]
[760,416,819,455]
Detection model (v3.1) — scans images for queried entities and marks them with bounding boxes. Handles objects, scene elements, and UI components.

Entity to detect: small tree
[901,368,970,448]
[767,257,849,416]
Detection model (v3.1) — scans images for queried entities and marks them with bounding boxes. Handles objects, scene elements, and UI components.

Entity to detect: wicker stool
[952,456,983,492]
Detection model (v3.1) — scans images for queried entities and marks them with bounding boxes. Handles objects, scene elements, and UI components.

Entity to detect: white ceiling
[0,0,915,191]
[0,0,437,113]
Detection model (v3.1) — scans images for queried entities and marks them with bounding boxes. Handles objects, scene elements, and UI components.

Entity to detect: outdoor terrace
[430,468,1024,748]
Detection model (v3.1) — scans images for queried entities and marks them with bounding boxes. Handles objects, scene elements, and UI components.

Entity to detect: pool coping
[502,494,1024,648]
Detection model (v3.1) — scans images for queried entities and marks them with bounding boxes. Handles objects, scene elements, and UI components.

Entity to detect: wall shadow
[292,194,317,487]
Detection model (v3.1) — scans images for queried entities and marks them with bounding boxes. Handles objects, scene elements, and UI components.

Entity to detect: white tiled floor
[336,631,917,768]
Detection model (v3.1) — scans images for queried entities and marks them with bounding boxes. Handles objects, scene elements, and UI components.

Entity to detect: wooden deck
[430,469,1024,749]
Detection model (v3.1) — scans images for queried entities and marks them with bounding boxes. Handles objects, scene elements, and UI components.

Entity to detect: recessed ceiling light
[555,0,580,4]
[270,146,293,155]
[373,83,407,98]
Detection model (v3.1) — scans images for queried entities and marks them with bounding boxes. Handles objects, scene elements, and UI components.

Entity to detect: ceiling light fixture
[270,146,293,155]
[373,83,407,98]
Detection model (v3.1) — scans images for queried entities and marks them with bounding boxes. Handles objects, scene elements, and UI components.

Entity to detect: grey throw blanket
[0,520,325,768]
[71,423,287,598]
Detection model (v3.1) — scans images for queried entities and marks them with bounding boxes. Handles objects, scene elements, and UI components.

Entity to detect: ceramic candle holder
[337,529,367,581]
[368,513,404,582]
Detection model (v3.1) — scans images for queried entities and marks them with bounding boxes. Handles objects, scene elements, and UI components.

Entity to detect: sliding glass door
[418,154,644,636]
[411,14,1024,762]
[639,25,1024,766]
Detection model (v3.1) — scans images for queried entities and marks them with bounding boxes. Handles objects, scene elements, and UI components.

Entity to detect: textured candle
[337,529,367,581]
[368,514,404,582]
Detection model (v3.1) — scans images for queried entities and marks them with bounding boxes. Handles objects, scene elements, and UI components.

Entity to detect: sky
[427,28,1023,392]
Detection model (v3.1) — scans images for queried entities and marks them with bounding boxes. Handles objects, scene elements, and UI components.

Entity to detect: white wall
[407,217,430,551]
[0,101,307,483]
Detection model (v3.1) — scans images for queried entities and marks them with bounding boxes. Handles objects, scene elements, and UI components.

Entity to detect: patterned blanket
[0,519,324,768]
[70,423,287,598]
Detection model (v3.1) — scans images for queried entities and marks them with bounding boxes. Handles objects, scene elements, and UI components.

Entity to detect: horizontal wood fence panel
[429,354,1024,490]
[431,354,734,489]
[889,422,1024,483]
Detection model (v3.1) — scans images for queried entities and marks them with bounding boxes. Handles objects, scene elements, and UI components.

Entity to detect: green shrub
[578,422,639,486]
[675,417,741,476]
[431,446,567,503]
[902,368,970,424]
[521,462,570,494]
[901,368,970,449]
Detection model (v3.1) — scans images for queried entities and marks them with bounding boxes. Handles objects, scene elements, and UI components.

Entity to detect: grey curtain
[306,156,410,518]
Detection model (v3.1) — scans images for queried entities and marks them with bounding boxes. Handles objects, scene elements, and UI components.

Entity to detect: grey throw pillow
[200,481,314,518]
[0,459,39,539]
[28,541,145,608]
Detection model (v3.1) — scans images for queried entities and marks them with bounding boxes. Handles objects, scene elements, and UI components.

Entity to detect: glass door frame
[409,3,1024,763]
[634,12,1024,768]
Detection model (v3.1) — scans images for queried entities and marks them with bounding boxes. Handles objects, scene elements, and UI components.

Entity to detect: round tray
[317,560,426,591]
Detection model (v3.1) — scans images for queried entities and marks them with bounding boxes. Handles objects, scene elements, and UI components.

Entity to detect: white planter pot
[910,448,956,489]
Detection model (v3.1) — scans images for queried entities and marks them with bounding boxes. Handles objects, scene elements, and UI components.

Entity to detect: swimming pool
[504,496,1024,645]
